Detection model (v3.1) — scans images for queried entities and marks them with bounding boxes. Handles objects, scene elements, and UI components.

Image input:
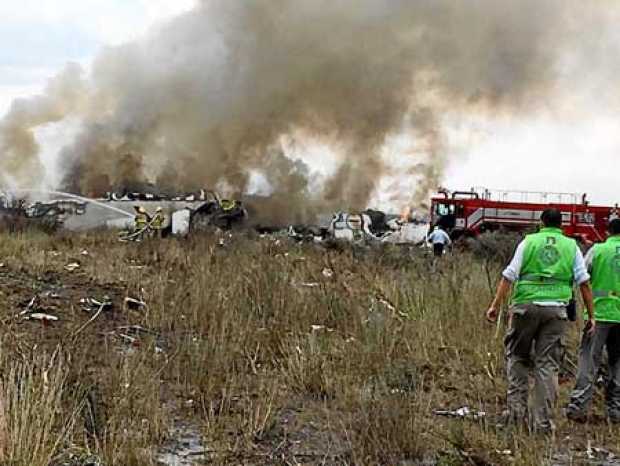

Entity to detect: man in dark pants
[486,208,596,433]
[567,218,620,423]
[427,226,451,257]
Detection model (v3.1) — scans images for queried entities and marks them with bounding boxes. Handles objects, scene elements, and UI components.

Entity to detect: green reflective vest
[512,227,576,305]
[589,236,620,323]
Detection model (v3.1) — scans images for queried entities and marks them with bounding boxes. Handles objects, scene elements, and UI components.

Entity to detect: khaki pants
[567,322,620,422]
[504,304,568,432]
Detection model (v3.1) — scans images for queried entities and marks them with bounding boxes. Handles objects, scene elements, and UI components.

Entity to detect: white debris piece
[124,297,147,311]
[433,406,486,420]
[64,262,80,272]
[24,313,59,322]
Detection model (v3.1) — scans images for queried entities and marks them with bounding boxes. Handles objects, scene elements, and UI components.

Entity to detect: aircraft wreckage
[0,188,428,243]
[0,189,247,235]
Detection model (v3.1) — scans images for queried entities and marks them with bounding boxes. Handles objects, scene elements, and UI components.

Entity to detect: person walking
[427,225,451,257]
[566,218,620,423]
[486,208,595,433]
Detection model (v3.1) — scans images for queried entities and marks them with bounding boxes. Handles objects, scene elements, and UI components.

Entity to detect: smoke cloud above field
[0,0,615,220]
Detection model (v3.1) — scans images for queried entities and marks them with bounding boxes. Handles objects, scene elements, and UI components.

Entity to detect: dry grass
[0,230,616,465]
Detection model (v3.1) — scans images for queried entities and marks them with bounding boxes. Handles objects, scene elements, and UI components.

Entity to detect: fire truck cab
[430,187,618,244]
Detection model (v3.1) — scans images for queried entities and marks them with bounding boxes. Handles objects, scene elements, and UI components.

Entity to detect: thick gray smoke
[0,0,608,222]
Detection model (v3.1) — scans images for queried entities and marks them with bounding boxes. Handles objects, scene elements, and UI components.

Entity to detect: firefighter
[485,208,595,433]
[151,206,165,237]
[133,206,149,232]
[427,225,451,257]
[566,218,620,423]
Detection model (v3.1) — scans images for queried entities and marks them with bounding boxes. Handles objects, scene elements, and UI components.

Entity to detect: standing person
[151,207,165,238]
[485,208,595,433]
[134,206,148,231]
[427,226,451,257]
[133,205,151,240]
[566,219,620,423]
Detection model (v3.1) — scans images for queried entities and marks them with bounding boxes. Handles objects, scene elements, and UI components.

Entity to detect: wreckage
[0,189,247,235]
[0,188,427,244]
[285,210,428,244]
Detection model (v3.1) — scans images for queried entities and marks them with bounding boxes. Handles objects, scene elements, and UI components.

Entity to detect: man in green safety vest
[486,208,595,433]
[566,218,620,423]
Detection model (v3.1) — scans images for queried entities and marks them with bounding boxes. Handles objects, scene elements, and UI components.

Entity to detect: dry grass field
[0,229,618,465]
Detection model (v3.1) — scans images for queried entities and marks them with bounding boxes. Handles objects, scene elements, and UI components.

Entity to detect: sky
[1,0,619,207]
[0,0,196,112]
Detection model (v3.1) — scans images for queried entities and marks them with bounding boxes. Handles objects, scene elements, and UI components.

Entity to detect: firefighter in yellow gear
[151,206,165,237]
[134,205,149,231]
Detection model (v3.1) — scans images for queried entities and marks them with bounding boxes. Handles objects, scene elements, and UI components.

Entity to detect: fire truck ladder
[472,187,583,205]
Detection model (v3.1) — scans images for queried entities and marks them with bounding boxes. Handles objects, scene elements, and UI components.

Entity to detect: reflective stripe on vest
[519,274,569,285]
[593,290,620,298]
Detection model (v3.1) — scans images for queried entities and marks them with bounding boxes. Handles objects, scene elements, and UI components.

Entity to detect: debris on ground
[433,406,486,420]
[311,325,332,332]
[23,312,59,322]
[124,297,147,311]
[322,267,334,278]
[18,295,62,322]
[53,453,104,466]
[115,325,166,353]
[292,281,320,289]
[157,422,205,465]
[81,296,113,313]
[64,262,81,272]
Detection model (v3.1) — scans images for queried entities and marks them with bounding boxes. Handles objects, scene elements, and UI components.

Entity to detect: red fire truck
[430,188,619,244]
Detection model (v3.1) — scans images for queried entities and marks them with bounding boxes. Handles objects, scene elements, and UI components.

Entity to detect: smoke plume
[0,0,609,220]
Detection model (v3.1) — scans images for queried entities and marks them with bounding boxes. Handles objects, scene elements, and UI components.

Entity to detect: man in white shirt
[427,226,451,257]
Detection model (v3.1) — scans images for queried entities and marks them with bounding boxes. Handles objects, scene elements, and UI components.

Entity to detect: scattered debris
[433,406,486,420]
[292,281,320,289]
[124,297,147,311]
[80,296,112,313]
[157,423,205,465]
[24,313,59,322]
[24,296,38,313]
[322,267,334,278]
[64,262,81,272]
[53,453,104,466]
[116,325,166,353]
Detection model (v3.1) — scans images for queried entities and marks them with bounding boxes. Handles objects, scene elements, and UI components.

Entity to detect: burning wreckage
[0,189,428,244]
[0,189,248,235]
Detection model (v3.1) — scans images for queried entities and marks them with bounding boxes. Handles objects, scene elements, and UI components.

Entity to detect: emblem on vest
[539,236,560,266]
